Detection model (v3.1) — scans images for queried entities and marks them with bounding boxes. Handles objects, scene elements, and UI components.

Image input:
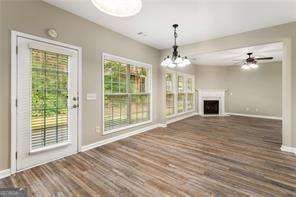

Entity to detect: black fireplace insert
[204,100,219,115]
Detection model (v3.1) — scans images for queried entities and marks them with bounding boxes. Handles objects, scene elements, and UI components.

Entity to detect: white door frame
[10,31,83,174]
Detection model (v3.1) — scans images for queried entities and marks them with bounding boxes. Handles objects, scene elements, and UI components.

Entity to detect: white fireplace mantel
[197,89,227,116]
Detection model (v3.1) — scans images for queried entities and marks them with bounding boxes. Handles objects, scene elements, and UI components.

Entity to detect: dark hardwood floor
[1,115,296,196]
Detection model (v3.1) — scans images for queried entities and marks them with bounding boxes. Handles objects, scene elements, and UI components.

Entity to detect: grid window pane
[187,93,194,110]
[104,58,150,132]
[178,75,184,92]
[131,94,150,124]
[31,49,69,150]
[188,78,193,92]
[104,95,128,131]
[166,73,173,93]
[130,66,148,93]
[104,60,127,94]
[166,72,195,116]
[166,93,174,116]
[178,93,186,113]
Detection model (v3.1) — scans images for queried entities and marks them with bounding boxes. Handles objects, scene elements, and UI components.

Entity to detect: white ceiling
[43,0,296,49]
[189,42,283,66]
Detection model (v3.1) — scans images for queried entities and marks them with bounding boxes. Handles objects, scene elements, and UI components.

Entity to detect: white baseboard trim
[81,123,161,152]
[0,169,11,180]
[227,113,282,120]
[281,145,296,154]
[166,112,198,124]
[199,114,229,117]
[158,123,167,128]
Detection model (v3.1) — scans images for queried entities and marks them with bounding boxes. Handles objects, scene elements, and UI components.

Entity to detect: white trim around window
[165,69,195,119]
[102,53,153,135]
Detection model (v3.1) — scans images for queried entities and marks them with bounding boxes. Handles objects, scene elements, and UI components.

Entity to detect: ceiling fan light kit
[161,24,191,68]
[241,62,258,70]
[240,52,272,71]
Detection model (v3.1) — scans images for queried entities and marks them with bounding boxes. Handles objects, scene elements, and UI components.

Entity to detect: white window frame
[102,53,152,134]
[186,76,195,111]
[165,69,195,118]
[165,70,176,117]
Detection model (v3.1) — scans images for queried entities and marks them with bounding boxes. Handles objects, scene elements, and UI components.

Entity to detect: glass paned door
[16,36,78,171]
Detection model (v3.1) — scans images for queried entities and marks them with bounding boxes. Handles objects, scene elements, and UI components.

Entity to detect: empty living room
[1,0,296,196]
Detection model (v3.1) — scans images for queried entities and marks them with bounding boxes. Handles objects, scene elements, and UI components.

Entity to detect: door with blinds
[16,37,78,171]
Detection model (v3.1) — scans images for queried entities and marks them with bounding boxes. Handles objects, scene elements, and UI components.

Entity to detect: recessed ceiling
[43,0,296,49]
[189,42,283,66]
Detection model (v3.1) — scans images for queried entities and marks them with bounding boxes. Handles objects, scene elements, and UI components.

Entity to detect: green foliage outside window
[31,49,69,149]
[104,59,150,131]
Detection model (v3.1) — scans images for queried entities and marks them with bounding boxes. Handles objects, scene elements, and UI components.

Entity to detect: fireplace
[204,100,219,115]
[197,89,226,116]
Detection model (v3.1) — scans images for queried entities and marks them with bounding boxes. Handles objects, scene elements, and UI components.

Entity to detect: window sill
[103,120,153,135]
[166,110,196,119]
[29,141,71,155]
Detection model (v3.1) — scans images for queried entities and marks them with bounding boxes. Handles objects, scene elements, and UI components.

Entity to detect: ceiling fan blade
[232,59,243,62]
[255,57,273,60]
[187,57,197,61]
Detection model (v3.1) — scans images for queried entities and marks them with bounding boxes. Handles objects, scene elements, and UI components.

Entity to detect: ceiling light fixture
[161,24,191,68]
[91,0,142,17]
[241,61,259,70]
[241,53,260,70]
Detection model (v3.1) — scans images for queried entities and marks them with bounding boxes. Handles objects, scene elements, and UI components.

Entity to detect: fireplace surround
[197,89,226,116]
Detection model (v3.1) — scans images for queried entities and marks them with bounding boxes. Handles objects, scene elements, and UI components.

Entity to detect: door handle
[73,104,79,109]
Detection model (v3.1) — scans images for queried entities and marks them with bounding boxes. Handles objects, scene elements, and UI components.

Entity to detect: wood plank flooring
[1,115,296,196]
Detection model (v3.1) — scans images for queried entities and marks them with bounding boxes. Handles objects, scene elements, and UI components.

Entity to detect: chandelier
[161,24,191,68]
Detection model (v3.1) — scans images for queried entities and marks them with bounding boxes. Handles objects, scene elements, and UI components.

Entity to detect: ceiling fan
[234,52,273,70]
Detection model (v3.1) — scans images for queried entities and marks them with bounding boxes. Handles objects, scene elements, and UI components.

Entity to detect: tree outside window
[104,57,151,132]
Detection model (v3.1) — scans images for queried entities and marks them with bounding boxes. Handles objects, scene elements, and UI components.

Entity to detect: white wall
[195,62,282,117]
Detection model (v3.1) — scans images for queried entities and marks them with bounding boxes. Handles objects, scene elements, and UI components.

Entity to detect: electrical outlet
[255,108,259,112]
[246,107,249,111]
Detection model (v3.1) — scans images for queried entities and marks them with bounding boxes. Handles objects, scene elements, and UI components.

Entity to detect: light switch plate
[86,93,96,100]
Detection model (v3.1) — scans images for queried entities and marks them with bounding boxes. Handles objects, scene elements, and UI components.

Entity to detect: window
[103,54,151,133]
[177,75,186,113]
[31,49,69,150]
[187,78,194,110]
[165,73,174,116]
[165,70,195,118]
